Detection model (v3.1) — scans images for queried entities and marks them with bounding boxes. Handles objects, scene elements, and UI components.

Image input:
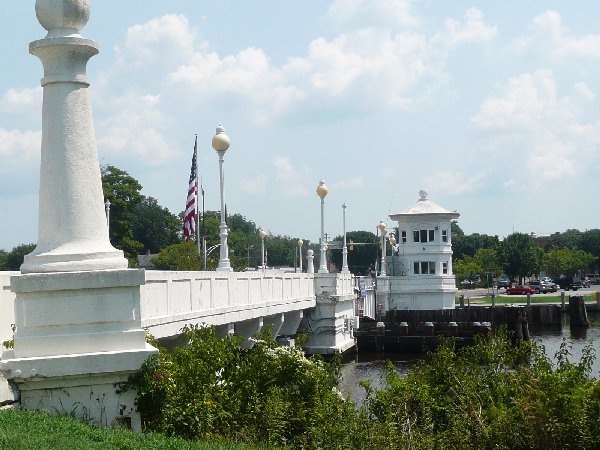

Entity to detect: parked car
[527,280,552,294]
[586,274,600,284]
[506,285,536,295]
[497,275,510,289]
[555,276,582,291]
[543,281,558,292]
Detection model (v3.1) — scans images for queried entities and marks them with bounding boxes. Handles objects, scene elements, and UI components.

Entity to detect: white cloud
[169,47,304,122]
[48,7,500,178]
[114,14,199,69]
[425,170,487,195]
[327,0,420,30]
[271,156,310,198]
[471,70,574,131]
[512,10,600,61]
[574,82,595,100]
[0,128,41,193]
[0,87,41,113]
[332,177,365,190]
[0,128,40,160]
[240,175,267,195]
[433,8,497,50]
[273,156,300,182]
[471,70,600,190]
[95,92,174,165]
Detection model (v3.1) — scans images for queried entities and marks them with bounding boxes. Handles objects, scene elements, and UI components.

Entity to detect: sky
[1,0,599,251]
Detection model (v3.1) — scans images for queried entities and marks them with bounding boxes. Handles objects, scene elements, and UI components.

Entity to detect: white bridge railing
[140,271,316,338]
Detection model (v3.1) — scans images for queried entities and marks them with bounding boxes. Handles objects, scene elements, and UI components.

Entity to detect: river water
[339,320,600,407]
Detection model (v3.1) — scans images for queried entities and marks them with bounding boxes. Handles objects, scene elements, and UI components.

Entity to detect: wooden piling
[569,296,589,328]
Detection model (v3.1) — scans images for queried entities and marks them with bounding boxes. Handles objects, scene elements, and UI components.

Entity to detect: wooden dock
[354,302,586,353]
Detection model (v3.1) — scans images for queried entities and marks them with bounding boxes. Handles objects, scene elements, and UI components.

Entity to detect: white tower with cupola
[387,190,459,309]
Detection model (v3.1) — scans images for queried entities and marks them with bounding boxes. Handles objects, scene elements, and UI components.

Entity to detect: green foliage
[127,327,600,449]
[545,229,583,252]
[498,232,540,284]
[330,230,378,275]
[101,165,145,265]
[452,232,500,260]
[453,256,482,283]
[365,330,600,449]
[5,243,36,270]
[129,326,365,448]
[152,241,204,270]
[0,249,7,270]
[451,220,464,237]
[2,324,15,350]
[543,246,597,277]
[132,196,182,254]
[545,228,600,273]
[4,328,599,449]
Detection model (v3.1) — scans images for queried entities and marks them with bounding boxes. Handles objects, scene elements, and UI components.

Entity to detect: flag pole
[202,180,207,270]
[194,135,201,260]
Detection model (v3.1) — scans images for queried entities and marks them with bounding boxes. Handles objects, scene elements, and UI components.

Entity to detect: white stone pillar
[0,1,156,431]
[21,0,127,274]
[307,249,315,274]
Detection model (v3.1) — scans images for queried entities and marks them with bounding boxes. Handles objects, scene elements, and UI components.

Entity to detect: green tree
[474,248,500,287]
[544,229,582,251]
[101,165,144,264]
[452,232,500,260]
[572,248,597,275]
[131,196,181,254]
[5,243,36,271]
[542,247,597,278]
[330,230,378,275]
[152,241,204,271]
[580,229,600,272]
[0,250,7,270]
[451,220,464,238]
[498,232,540,284]
[453,256,482,284]
[542,247,570,277]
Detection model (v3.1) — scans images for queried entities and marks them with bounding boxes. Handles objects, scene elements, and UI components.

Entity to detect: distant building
[387,190,459,310]
[137,251,157,270]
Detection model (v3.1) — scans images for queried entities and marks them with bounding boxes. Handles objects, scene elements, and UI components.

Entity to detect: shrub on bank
[365,329,600,449]
[128,326,600,449]
[128,326,367,449]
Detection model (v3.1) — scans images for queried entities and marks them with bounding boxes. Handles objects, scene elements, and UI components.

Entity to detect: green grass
[0,409,271,450]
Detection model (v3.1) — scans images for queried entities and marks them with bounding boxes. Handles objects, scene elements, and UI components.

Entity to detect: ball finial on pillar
[35,0,91,37]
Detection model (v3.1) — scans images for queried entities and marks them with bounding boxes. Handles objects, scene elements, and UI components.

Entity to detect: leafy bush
[129,327,600,449]
[129,326,365,448]
[365,329,600,449]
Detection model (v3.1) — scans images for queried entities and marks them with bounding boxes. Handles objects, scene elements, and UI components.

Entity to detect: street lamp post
[259,229,267,273]
[246,244,254,268]
[342,203,349,273]
[298,238,304,272]
[212,124,232,272]
[378,220,387,277]
[316,179,329,273]
[388,233,396,276]
[104,198,110,235]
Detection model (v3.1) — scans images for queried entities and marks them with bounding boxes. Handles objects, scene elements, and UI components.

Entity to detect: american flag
[183,136,198,240]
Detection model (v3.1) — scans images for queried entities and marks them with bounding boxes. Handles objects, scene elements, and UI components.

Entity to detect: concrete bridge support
[300,273,357,356]
[0,1,156,430]
[235,318,264,348]
[216,323,235,338]
[263,313,285,339]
